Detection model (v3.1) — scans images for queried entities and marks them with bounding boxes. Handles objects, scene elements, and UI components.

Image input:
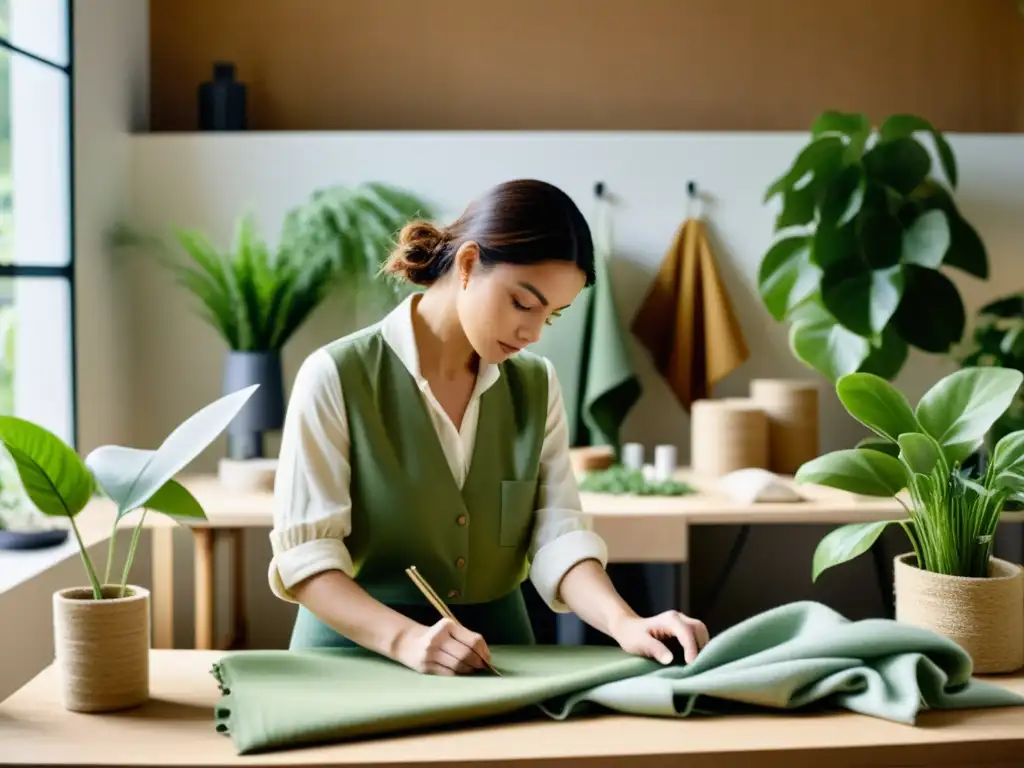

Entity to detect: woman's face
[455,244,587,365]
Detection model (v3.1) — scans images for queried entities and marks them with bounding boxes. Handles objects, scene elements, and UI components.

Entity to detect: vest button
[447,589,460,599]
[456,515,467,526]
[456,557,465,569]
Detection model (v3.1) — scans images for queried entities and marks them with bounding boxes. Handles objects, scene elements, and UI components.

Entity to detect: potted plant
[124,182,433,474]
[757,110,989,383]
[795,366,1024,673]
[0,385,257,712]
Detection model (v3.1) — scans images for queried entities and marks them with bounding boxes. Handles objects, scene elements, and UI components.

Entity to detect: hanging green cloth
[211,601,1024,754]
[531,191,640,452]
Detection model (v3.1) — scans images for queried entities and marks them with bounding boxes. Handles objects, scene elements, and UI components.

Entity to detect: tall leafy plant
[0,386,257,599]
[795,367,1024,581]
[128,182,434,352]
[758,110,989,382]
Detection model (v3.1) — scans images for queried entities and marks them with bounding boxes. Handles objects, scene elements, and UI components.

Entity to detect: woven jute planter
[52,584,150,712]
[894,553,1024,674]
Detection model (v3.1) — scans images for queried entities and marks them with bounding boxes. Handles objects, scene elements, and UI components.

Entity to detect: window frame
[0,0,77,448]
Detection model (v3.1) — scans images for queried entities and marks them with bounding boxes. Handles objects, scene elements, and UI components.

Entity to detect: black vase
[198,62,247,131]
[223,350,284,459]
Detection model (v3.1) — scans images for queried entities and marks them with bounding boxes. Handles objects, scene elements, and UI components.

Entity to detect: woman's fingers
[448,623,491,666]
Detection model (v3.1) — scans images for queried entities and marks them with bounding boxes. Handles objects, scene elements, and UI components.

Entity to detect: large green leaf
[878,114,958,188]
[915,367,1024,455]
[897,432,942,475]
[788,302,871,381]
[835,372,920,442]
[0,416,93,518]
[821,261,904,336]
[85,386,258,515]
[907,180,987,279]
[857,436,900,457]
[900,209,950,268]
[757,236,819,321]
[991,429,1024,478]
[144,478,206,520]
[764,135,846,203]
[811,520,895,582]
[794,448,908,496]
[811,220,858,270]
[857,207,903,269]
[857,325,909,380]
[811,110,871,153]
[890,264,965,353]
[819,164,866,228]
[862,136,931,195]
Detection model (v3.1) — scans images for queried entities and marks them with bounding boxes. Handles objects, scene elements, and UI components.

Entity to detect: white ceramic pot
[893,553,1024,674]
[52,584,150,712]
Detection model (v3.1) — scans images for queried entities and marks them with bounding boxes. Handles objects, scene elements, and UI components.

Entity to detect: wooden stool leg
[230,528,247,649]
[151,527,175,649]
[193,528,216,650]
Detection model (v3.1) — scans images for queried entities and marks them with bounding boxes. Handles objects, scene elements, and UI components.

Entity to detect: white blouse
[267,294,609,612]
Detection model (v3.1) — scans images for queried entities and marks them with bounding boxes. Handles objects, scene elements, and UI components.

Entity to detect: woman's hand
[609,610,710,665]
[394,617,492,675]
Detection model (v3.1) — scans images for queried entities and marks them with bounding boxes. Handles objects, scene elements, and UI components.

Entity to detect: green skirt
[289,586,536,650]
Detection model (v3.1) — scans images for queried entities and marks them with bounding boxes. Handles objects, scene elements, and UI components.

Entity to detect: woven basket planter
[52,585,150,712]
[894,553,1024,674]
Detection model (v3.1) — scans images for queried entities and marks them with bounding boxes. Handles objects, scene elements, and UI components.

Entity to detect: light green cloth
[531,197,640,451]
[210,601,1024,754]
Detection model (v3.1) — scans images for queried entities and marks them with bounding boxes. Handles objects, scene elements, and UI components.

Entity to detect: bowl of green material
[577,465,695,496]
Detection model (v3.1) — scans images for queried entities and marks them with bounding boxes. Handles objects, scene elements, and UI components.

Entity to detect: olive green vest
[325,327,549,606]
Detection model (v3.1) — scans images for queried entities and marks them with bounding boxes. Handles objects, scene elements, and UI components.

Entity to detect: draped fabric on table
[212,601,1024,755]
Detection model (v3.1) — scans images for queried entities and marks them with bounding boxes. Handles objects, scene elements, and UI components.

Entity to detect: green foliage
[0,387,257,599]
[577,465,695,496]
[795,367,1024,581]
[759,110,989,383]
[124,182,434,352]
[959,291,1024,450]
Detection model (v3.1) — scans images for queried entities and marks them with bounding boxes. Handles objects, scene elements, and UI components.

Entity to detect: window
[0,0,75,448]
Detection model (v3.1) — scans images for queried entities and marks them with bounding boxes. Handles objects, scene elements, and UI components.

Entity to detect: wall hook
[594,181,606,198]
[687,180,697,198]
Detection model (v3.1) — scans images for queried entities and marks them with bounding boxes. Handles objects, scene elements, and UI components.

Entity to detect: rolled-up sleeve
[268,349,356,603]
[528,358,609,612]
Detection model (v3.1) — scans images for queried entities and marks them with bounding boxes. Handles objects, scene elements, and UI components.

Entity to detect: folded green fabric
[211,601,1024,754]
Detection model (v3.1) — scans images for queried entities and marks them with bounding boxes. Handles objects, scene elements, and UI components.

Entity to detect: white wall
[73,0,148,455]
[121,131,1024,643]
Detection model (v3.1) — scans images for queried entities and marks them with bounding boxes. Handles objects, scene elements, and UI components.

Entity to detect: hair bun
[382,220,449,285]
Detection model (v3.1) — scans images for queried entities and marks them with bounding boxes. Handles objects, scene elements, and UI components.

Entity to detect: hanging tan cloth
[631,217,750,412]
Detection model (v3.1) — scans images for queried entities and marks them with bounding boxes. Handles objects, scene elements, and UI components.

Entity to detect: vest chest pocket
[500,479,539,548]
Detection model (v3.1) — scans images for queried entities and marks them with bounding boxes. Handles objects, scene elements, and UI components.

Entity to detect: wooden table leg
[151,527,175,649]
[193,528,216,650]
[229,528,246,649]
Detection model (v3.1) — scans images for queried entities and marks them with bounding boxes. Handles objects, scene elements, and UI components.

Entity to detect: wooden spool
[690,397,769,477]
[750,379,820,475]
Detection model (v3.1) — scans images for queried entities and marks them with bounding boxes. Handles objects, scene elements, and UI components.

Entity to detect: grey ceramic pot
[222,350,285,459]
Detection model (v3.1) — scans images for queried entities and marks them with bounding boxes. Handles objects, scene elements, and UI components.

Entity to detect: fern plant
[133,182,434,352]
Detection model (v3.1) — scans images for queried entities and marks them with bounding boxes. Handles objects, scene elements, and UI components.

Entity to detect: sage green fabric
[531,198,640,451]
[212,601,1024,754]
[323,328,548,607]
[289,586,536,650]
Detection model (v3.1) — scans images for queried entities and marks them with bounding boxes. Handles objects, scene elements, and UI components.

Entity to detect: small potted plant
[795,366,1024,673]
[0,385,257,712]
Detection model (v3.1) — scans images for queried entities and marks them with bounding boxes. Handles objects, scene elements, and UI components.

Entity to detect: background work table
[72,470,1024,651]
[1,650,1023,767]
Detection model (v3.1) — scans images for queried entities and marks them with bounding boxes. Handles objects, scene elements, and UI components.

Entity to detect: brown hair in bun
[382,220,450,286]
[381,179,596,288]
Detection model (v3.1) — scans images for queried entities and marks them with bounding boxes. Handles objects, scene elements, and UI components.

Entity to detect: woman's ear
[455,242,480,289]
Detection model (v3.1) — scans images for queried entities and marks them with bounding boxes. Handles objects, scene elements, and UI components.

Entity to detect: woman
[268,178,709,676]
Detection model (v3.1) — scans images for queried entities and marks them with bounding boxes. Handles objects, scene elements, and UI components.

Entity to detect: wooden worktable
[1,650,1022,767]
